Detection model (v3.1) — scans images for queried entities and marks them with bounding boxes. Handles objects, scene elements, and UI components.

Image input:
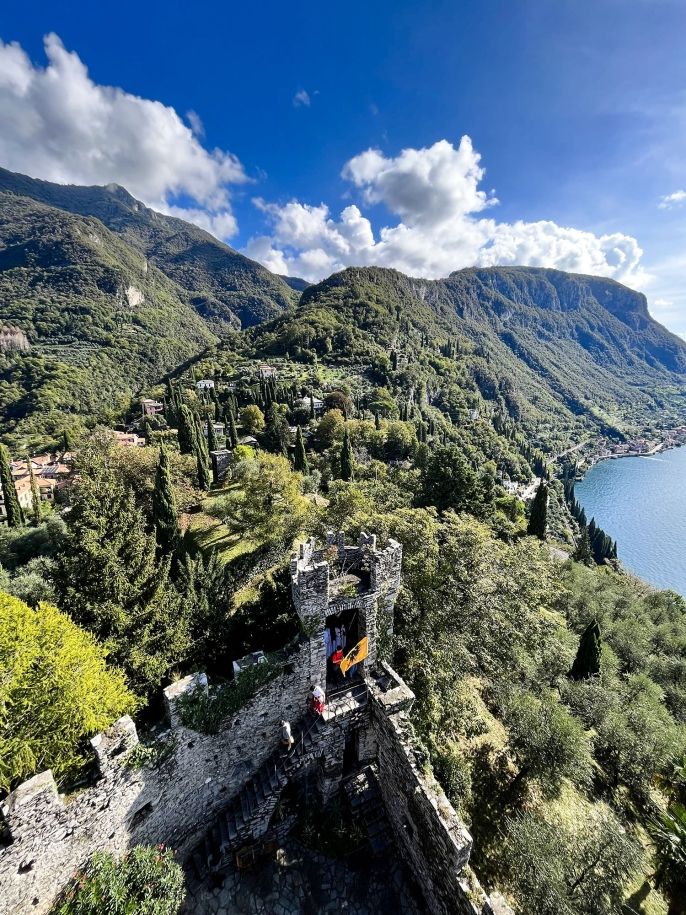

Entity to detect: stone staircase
[190,679,370,879]
[191,712,326,877]
[344,765,392,856]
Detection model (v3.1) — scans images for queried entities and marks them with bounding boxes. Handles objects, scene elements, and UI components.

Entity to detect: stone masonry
[0,531,512,915]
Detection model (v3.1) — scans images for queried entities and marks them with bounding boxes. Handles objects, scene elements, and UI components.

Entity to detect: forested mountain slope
[249,266,686,448]
[0,167,297,331]
[0,192,217,445]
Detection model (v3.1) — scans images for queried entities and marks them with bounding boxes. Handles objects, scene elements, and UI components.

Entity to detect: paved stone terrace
[185,837,427,915]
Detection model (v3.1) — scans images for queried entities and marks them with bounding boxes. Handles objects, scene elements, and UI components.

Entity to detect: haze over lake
[576,445,686,597]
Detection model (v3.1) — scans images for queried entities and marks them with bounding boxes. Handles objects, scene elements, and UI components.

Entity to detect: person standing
[280,719,294,752]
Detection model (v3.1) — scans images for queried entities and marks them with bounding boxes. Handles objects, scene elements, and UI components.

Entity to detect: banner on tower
[340,636,369,676]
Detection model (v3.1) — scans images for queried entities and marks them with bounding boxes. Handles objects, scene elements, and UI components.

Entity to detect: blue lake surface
[575,445,686,597]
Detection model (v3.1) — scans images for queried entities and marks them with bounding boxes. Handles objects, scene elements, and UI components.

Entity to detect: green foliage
[212,452,311,547]
[240,404,265,435]
[126,736,177,771]
[263,403,291,455]
[0,591,136,792]
[152,446,179,554]
[50,846,185,915]
[176,404,197,456]
[419,444,477,513]
[176,660,277,734]
[192,412,212,491]
[527,480,549,539]
[176,549,236,670]
[504,691,594,796]
[0,444,23,527]
[340,425,354,481]
[650,802,686,899]
[503,804,642,915]
[570,619,602,680]
[53,432,190,693]
[293,425,309,474]
[206,415,219,453]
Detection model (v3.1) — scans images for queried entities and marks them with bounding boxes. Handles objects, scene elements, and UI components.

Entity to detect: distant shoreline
[571,429,686,481]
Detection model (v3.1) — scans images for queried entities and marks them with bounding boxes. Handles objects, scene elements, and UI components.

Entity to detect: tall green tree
[26,455,41,524]
[263,403,290,455]
[570,619,602,680]
[419,444,477,513]
[53,434,189,693]
[206,415,219,453]
[227,410,238,448]
[527,480,548,539]
[293,425,309,474]
[572,528,593,565]
[340,426,354,481]
[192,413,212,491]
[152,446,179,554]
[177,404,196,455]
[0,445,23,528]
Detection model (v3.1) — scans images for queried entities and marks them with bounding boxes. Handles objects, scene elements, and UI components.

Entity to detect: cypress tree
[27,454,41,524]
[309,395,315,421]
[206,415,219,453]
[152,445,179,553]
[227,410,238,448]
[570,620,602,680]
[192,413,212,491]
[61,428,73,454]
[0,445,23,527]
[340,426,354,481]
[374,411,381,431]
[165,379,177,427]
[527,480,548,539]
[177,404,196,455]
[573,528,593,565]
[294,426,309,474]
[144,420,153,446]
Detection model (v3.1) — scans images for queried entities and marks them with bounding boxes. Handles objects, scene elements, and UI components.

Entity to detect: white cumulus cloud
[245,136,646,286]
[293,90,311,108]
[0,33,247,236]
[658,189,686,209]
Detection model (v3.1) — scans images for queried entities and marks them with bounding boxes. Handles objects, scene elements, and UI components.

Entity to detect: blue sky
[1,0,685,333]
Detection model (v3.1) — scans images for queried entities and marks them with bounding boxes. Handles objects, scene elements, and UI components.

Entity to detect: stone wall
[367,665,513,915]
[0,533,514,915]
[0,641,321,915]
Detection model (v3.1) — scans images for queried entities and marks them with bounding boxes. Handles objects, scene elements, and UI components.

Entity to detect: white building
[196,379,215,391]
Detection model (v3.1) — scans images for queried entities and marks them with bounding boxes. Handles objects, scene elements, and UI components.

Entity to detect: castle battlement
[290,531,402,673]
[0,530,512,915]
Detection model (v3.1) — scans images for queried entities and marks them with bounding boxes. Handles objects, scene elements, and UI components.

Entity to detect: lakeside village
[2,360,686,524]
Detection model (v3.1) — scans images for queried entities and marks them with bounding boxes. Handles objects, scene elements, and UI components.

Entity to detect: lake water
[575,445,686,597]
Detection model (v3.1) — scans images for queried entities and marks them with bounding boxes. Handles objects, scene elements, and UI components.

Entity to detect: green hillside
[0,192,217,447]
[239,265,686,450]
[0,167,297,331]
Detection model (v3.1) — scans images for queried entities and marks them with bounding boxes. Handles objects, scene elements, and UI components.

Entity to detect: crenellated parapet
[290,531,402,670]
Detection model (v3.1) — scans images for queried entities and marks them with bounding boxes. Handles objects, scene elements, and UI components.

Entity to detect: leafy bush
[0,592,137,793]
[51,846,185,915]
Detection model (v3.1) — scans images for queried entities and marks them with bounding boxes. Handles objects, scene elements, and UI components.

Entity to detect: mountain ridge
[0,167,297,331]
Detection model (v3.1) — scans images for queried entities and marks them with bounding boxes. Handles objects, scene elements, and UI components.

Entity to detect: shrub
[51,846,185,915]
[0,592,137,793]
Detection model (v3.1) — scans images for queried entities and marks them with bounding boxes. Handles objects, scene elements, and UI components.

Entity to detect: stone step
[192,850,207,878]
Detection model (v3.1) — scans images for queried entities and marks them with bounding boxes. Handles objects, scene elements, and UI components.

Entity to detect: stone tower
[290,531,402,683]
